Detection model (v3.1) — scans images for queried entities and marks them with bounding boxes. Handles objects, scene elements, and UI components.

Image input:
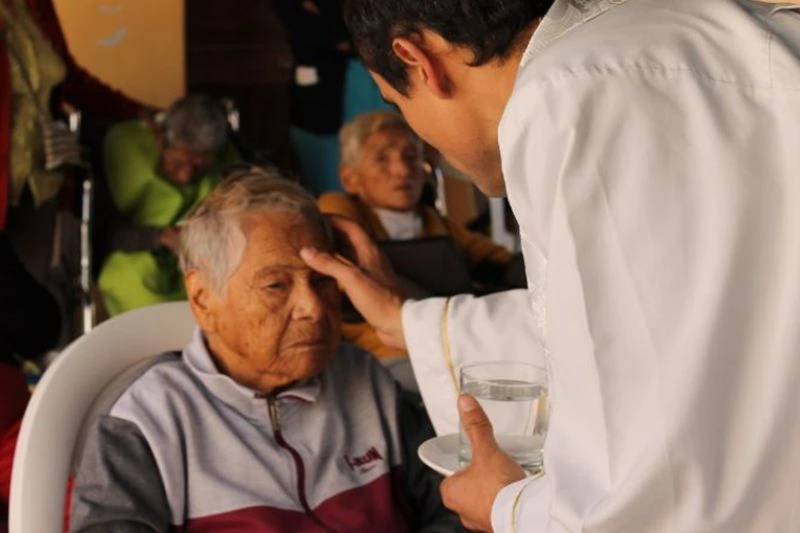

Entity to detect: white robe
[402,0,800,531]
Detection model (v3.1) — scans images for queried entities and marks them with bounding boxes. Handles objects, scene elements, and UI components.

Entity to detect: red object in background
[0,365,73,533]
[0,363,28,443]
[0,420,23,512]
[0,22,10,231]
[0,363,29,527]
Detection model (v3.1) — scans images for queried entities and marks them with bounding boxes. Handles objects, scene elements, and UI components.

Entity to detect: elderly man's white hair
[338,109,421,167]
[163,94,229,154]
[179,168,331,294]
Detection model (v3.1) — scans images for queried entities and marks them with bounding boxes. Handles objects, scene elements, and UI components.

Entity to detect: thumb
[459,394,500,459]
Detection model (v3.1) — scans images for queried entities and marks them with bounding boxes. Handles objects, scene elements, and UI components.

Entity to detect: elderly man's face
[189,211,341,393]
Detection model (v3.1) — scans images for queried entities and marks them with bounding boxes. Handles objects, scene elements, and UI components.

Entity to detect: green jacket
[98,120,239,316]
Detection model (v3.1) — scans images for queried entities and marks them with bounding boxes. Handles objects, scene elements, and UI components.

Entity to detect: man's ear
[185,269,217,334]
[339,165,360,195]
[390,36,452,98]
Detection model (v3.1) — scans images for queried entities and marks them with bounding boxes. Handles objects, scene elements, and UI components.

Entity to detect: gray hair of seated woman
[338,109,421,167]
[178,168,332,294]
[163,94,229,154]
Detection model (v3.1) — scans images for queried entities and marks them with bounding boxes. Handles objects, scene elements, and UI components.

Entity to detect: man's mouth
[286,338,328,350]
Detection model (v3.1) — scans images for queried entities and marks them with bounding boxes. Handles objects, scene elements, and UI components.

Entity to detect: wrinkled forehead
[239,211,332,256]
[363,125,422,153]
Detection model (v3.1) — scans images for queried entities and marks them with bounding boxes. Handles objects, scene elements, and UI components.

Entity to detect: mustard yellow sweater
[318,192,512,359]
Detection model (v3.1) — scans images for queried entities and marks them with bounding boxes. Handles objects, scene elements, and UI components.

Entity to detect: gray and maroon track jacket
[68,328,464,532]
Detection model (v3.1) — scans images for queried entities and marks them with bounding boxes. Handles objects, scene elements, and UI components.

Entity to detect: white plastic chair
[8,301,196,533]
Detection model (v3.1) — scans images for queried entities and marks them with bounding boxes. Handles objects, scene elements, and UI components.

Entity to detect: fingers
[440,474,461,509]
[328,216,380,258]
[300,247,362,285]
[440,395,527,532]
[325,216,402,292]
[458,394,499,458]
[300,246,381,298]
[301,246,408,350]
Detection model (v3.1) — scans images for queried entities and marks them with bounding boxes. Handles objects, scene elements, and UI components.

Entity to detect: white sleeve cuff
[402,291,545,436]
[491,475,551,533]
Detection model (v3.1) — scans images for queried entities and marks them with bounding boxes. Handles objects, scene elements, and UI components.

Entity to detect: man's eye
[265,282,287,291]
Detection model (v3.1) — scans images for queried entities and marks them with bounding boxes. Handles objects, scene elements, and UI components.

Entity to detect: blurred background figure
[0,0,522,352]
[319,110,524,360]
[0,0,146,272]
[185,1,292,171]
[275,0,391,194]
[1,0,148,347]
[97,94,239,317]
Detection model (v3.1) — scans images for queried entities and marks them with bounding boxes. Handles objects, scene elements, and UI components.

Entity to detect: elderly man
[98,94,240,316]
[69,170,463,532]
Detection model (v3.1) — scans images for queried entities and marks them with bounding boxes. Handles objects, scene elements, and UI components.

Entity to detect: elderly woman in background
[97,94,239,316]
[69,170,462,532]
[319,110,521,361]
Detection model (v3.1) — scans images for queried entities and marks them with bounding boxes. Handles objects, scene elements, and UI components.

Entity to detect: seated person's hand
[157,226,181,253]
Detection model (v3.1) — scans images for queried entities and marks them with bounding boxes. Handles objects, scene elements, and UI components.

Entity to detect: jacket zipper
[267,396,336,533]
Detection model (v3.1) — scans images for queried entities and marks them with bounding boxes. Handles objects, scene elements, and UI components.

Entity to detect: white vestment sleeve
[402,290,545,435]
[491,476,552,533]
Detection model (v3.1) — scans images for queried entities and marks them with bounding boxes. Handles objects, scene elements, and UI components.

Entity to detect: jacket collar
[182,328,322,422]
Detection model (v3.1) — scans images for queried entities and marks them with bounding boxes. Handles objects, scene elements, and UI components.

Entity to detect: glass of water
[459,362,548,473]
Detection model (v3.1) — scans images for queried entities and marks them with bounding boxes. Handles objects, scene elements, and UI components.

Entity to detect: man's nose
[291,284,326,321]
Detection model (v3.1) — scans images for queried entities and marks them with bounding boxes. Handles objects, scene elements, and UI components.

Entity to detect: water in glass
[459,378,548,471]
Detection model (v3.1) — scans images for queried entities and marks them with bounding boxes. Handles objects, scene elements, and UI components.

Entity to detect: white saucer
[417,433,462,477]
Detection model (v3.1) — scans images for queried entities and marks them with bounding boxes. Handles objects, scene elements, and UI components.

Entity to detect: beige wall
[52,0,185,108]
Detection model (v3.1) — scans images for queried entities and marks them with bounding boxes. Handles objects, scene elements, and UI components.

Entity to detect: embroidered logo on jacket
[344,446,383,473]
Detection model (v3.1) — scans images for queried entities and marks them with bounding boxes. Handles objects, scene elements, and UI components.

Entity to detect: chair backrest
[379,236,473,297]
[8,301,196,533]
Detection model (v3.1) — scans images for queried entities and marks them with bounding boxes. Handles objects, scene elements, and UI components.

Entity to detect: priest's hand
[441,394,526,532]
[301,216,407,349]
